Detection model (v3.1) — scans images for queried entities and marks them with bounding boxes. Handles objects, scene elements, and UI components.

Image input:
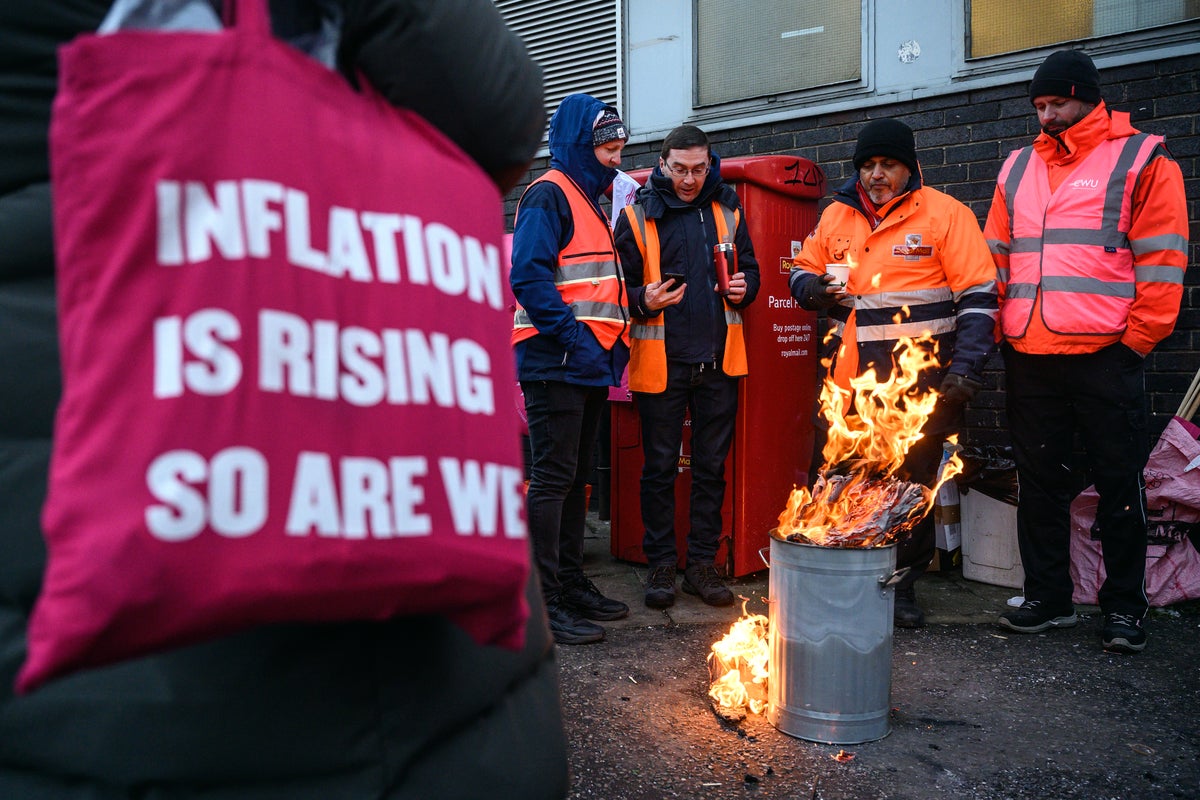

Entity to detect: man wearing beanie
[789,118,998,628]
[985,50,1189,653]
[511,94,631,644]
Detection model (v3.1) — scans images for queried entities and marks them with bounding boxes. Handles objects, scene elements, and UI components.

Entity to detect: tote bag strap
[222,0,271,35]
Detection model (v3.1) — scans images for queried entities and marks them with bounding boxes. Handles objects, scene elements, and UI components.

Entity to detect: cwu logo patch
[892,233,933,260]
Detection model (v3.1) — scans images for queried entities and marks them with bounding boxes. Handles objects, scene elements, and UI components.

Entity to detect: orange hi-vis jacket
[620,201,746,393]
[511,170,629,350]
[985,103,1189,355]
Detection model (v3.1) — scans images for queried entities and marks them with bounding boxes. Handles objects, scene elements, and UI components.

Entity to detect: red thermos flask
[713,242,735,296]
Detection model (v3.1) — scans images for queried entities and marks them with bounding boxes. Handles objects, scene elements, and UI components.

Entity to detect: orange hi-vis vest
[996,132,1163,339]
[621,201,746,393]
[512,170,629,349]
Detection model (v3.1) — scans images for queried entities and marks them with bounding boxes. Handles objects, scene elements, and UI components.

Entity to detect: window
[970,0,1200,58]
[493,0,620,127]
[695,0,862,106]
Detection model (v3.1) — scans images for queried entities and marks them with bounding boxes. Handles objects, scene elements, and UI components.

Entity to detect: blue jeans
[521,380,608,602]
[635,361,739,568]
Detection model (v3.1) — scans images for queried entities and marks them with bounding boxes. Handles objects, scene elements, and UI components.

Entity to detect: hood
[548,93,619,201]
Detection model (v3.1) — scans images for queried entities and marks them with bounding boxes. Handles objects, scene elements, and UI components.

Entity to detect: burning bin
[765,535,898,744]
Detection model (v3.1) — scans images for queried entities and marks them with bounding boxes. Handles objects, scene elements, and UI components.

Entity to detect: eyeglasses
[664,161,710,179]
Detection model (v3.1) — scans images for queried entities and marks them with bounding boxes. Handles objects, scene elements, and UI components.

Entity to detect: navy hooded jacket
[509,93,630,386]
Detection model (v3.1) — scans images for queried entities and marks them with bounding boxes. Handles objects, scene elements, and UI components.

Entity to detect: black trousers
[1002,342,1149,617]
[521,379,608,602]
[635,361,739,568]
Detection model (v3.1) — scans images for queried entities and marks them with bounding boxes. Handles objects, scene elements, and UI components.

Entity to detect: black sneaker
[682,563,735,607]
[561,576,629,621]
[644,565,677,609]
[1101,613,1147,654]
[546,601,605,645]
[893,585,926,628]
[997,600,1077,633]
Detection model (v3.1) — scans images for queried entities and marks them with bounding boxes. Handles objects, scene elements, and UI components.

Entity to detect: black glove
[795,271,841,310]
[939,373,982,407]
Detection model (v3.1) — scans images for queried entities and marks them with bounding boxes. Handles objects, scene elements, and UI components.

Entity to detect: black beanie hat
[592,107,628,146]
[853,118,918,174]
[1028,50,1101,104]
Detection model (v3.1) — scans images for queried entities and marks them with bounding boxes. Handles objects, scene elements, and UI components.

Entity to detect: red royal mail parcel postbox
[610,155,826,576]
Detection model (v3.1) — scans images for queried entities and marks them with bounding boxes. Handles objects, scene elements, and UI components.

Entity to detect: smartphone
[662,272,686,289]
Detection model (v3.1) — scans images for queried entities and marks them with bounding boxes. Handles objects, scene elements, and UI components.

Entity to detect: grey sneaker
[682,563,735,607]
[997,600,1077,633]
[644,565,677,609]
[1101,613,1146,654]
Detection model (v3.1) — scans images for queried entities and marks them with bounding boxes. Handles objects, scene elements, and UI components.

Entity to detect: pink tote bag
[19,0,529,693]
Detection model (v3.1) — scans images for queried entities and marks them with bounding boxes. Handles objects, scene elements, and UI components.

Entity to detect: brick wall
[506,52,1199,453]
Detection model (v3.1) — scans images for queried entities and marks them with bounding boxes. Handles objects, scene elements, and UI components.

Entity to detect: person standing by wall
[510,94,632,645]
[613,125,760,610]
[986,49,1189,653]
[789,118,998,627]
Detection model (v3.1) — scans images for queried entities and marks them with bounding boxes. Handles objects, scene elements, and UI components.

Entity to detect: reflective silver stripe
[557,258,621,283]
[630,323,665,341]
[1135,265,1184,285]
[854,287,952,310]
[1042,227,1129,249]
[954,280,997,303]
[829,318,846,338]
[857,316,956,342]
[1010,236,1043,253]
[716,204,738,241]
[959,307,999,320]
[1006,282,1038,300]
[1102,134,1153,231]
[1042,275,1135,298]
[987,238,1010,256]
[725,309,743,325]
[514,299,627,330]
[627,205,648,249]
[1130,233,1188,256]
[1002,147,1035,242]
[997,266,1010,282]
[571,299,627,322]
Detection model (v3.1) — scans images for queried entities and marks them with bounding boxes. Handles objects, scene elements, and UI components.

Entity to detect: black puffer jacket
[0,3,567,798]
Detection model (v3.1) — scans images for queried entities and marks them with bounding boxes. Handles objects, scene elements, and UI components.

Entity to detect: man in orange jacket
[986,50,1189,653]
[790,118,998,628]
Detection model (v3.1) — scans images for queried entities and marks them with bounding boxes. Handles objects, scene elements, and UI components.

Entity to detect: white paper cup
[825,263,850,287]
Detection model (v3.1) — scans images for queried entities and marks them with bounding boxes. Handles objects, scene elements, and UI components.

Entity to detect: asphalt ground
[553,513,1200,800]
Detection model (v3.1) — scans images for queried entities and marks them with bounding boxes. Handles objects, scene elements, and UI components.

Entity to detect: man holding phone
[613,124,760,610]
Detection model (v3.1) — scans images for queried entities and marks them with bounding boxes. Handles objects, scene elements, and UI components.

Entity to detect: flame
[776,332,963,547]
[707,600,769,717]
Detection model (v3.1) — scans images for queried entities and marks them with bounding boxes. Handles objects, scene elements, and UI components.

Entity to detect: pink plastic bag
[1070,416,1200,606]
[19,0,528,693]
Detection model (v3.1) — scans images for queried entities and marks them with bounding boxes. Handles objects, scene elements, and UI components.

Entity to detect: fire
[706,328,966,720]
[776,332,963,547]
[706,600,769,718]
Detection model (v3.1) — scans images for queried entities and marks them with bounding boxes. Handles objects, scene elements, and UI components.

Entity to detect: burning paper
[776,332,962,547]
[707,601,769,720]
